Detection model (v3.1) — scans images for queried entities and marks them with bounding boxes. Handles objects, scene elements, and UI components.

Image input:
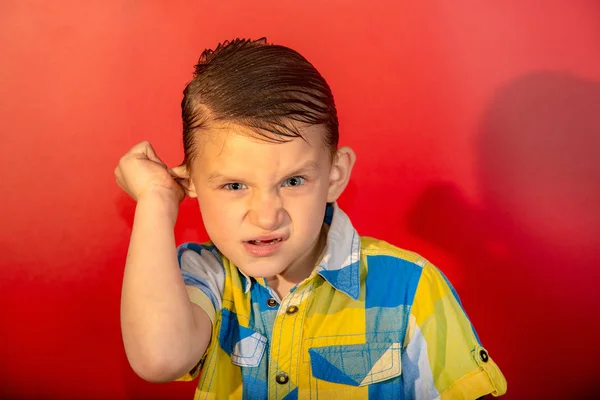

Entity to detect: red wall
[1,1,599,399]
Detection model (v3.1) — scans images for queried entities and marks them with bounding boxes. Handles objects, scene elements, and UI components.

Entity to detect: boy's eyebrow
[285,160,320,177]
[207,160,321,183]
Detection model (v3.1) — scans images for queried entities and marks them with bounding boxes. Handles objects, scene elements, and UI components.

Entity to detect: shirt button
[275,372,289,384]
[286,305,299,315]
[266,298,278,308]
[479,349,489,363]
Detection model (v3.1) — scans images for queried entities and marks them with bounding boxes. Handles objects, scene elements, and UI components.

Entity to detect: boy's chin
[236,262,286,280]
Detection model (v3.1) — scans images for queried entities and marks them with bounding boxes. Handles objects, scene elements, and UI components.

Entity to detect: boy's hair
[181,38,339,168]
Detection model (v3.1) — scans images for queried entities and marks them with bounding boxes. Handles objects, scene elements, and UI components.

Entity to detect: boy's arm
[120,191,212,383]
[115,141,213,383]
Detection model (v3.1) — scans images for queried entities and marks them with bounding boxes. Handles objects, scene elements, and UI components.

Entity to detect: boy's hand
[114,141,187,203]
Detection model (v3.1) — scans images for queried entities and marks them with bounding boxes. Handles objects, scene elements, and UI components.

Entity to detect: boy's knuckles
[136,141,154,154]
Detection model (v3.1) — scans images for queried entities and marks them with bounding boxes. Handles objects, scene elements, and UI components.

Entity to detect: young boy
[115,38,507,399]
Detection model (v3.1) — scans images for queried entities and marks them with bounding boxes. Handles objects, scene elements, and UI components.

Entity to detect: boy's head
[179,38,355,281]
[181,37,339,167]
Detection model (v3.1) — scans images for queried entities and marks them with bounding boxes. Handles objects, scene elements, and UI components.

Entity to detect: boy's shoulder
[359,236,430,268]
[357,236,451,300]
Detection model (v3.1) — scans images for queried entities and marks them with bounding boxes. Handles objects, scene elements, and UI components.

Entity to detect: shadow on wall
[407,71,600,399]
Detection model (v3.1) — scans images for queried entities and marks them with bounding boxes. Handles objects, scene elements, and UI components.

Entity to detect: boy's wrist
[136,190,181,225]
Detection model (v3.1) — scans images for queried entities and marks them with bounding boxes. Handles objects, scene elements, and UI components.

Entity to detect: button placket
[267,287,311,397]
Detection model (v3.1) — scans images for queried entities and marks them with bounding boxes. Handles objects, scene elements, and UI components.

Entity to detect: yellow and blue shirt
[176,203,507,399]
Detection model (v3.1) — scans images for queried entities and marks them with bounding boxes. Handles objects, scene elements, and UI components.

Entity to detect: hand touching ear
[114,141,189,203]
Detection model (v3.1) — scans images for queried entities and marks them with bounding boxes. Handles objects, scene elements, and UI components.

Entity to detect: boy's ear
[169,165,198,198]
[327,146,356,203]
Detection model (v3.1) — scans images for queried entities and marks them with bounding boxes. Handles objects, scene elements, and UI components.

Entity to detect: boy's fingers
[130,140,154,155]
[168,165,188,178]
[168,166,191,196]
[132,141,166,167]
[115,178,126,193]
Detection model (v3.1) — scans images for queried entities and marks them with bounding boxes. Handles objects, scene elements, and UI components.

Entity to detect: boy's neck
[266,224,329,300]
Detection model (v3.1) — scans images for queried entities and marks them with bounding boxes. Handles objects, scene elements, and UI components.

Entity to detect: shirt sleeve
[401,262,507,399]
[177,242,225,324]
[175,243,226,382]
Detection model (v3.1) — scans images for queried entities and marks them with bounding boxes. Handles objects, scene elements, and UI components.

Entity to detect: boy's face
[186,123,354,281]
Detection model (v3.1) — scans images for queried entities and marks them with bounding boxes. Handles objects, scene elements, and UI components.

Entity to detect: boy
[115,38,507,399]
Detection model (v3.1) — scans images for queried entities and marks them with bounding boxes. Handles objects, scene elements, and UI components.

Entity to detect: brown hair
[181,38,339,168]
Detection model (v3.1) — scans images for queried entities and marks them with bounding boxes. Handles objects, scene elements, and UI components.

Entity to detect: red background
[1,1,599,399]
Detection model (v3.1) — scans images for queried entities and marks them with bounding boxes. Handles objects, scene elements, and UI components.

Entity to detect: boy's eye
[282,176,306,187]
[223,182,247,191]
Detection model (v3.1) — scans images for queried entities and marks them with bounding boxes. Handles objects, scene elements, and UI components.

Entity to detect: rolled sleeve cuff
[175,286,216,382]
[441,346,507,399]
[186,285,216,324]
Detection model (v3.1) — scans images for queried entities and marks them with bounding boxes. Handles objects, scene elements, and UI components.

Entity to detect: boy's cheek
[196,190,226,212]
[201,200,244,227]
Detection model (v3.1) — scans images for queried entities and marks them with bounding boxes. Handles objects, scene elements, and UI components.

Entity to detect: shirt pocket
[308,342,402,386]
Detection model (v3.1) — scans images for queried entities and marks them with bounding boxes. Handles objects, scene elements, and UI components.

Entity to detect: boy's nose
[248,191,285,231]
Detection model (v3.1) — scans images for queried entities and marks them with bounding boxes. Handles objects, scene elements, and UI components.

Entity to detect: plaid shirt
[176,203,507,399]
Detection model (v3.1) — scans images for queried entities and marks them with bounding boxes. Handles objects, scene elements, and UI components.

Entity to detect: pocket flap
[309,342,402,386]
[230,327,267,367]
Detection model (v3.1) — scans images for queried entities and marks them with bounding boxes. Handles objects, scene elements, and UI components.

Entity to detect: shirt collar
[315,202,361,300]
[238,202,361,300]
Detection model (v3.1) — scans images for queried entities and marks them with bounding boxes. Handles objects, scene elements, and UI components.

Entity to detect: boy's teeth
[250,238,281,245]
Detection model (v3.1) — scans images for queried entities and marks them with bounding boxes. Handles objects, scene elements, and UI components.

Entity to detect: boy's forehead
[196,123,328,159]
[188,123,332,181]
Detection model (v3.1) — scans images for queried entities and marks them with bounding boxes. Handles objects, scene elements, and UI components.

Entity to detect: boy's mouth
[243,235,286,256]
